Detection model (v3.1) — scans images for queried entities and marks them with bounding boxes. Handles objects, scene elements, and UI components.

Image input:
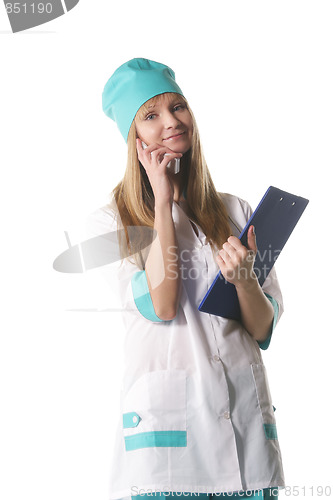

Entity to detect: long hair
[110,93,231,266]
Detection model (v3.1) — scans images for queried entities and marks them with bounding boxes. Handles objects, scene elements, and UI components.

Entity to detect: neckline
[174,199,202,239]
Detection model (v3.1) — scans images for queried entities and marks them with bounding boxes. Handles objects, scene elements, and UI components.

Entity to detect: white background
[1,1,332,499]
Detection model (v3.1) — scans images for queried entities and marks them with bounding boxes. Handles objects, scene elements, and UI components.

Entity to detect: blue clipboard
[198,186,309,320]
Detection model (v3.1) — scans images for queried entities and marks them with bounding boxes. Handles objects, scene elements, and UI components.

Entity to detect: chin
[171,142,192,155]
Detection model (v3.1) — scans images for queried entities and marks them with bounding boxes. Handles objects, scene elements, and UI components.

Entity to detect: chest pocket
[121,370,187,451]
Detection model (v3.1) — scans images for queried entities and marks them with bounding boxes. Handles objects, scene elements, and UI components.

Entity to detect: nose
[163,110,180,128]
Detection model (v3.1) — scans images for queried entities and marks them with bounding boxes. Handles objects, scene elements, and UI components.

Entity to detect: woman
[87,58,284,500]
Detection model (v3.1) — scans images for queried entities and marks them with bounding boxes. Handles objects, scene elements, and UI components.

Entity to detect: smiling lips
[163,131,185,141]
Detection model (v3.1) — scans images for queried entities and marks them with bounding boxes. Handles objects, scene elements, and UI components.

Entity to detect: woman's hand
[136,139,182,207]
[216,226,258,289]
[216,226,275,342]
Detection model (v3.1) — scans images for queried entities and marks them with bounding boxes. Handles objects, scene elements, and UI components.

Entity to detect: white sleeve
[85,204,165,323]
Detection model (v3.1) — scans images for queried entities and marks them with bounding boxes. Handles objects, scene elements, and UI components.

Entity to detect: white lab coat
[85,193,285,499]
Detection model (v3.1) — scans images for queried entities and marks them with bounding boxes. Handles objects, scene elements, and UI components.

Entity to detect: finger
[143,143,170,155]
[247,225,257,253]
[136,138,144,152]
[226,237,248,261]
[142,145,181,164]
[136,138,147,165]
[137,143,163,167]
[136,142,160,163]
[222,241,237,260]
[218,248,232,264]
[136,138,143,158]
[216,254,234,281]
[227,236,244,251]
[141,142,183,157]
[159,151,183,168]
[216,253,227,268]
[149,149,169,169]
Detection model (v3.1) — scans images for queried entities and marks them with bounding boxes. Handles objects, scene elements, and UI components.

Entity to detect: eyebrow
[147,98,183,110]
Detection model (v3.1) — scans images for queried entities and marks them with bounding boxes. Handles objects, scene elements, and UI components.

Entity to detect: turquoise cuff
[263,423,278,440]
[257,293,279,351]
[131,270,164,322]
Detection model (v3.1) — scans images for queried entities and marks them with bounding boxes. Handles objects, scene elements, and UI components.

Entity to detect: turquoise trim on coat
[131,270,164,322]
[257,293,279,351]
[124,430,187,451]
[263,423,278,440]
[123,412,141,429]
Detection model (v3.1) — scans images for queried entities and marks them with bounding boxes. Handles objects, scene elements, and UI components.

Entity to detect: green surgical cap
[102,58,184,142]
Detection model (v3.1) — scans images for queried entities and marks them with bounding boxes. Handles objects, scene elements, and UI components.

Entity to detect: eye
[145,113,156,121]
[173,104,185,111]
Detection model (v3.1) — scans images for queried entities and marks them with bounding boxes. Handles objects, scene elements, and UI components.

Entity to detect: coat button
[213,355,221,362]
[223,411,230,419]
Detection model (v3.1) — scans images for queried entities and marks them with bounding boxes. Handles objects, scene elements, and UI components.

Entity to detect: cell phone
[141,142,180,174]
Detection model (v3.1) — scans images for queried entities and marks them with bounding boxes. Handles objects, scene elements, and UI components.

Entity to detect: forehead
[134,92,187,123]
[136,93,185,117]
[146,92,183,108]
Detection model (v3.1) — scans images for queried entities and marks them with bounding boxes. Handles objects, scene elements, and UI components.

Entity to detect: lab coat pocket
[121,369,187,451]
[251,363,278,440]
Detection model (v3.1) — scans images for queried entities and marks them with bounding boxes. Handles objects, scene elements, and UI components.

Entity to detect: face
[134,93,193,154]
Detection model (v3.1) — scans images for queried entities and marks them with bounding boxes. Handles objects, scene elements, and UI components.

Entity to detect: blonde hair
[110,93,231,265]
